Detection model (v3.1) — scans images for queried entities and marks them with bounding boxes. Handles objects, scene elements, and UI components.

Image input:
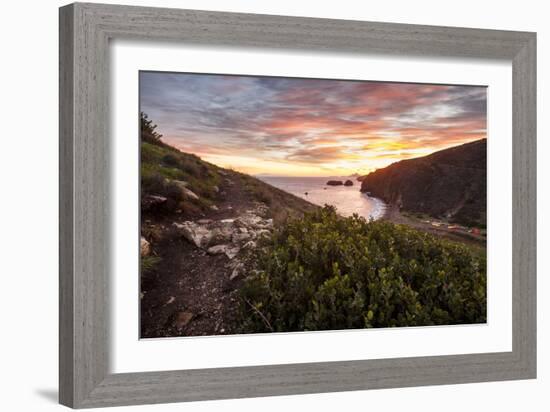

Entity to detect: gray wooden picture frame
[59,2,536,409]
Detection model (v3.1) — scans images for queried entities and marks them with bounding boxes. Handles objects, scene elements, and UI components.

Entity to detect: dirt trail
[140,176,252,338]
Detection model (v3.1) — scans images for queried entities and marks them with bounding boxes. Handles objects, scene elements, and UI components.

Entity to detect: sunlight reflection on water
[258,176,386,220]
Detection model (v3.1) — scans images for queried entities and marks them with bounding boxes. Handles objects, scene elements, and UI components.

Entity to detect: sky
[140,71,487,177]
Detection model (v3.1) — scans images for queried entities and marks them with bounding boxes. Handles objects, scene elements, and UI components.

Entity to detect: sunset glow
[140,72,487,176]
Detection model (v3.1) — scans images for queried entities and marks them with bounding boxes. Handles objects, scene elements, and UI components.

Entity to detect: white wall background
[0,0,546,411]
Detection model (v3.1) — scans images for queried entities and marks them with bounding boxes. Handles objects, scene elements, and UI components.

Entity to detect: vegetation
[140,113,222,217]
[141,255,161,275]
[238,206,486,332]
[140,112,315,222]
[141,111,163,142]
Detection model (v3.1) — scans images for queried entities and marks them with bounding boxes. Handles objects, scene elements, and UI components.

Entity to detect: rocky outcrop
[344,180,354,186]
[326,180,343,186]
[173,203,273,260]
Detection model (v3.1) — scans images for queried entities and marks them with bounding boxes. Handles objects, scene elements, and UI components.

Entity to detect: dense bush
[238,206,486,332]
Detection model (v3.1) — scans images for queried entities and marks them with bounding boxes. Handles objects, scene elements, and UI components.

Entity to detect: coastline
[259,175,385,221]
[367,194,387,221]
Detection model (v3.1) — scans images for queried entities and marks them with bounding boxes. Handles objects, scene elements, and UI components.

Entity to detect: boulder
[141,194,167,212]
[140,237,150,257]
[173,221,213,248]
[181,187,199,200]
[344,180,354,186]
[167,179,199,200]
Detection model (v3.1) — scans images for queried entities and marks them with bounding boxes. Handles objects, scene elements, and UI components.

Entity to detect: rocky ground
[139,170,311,338]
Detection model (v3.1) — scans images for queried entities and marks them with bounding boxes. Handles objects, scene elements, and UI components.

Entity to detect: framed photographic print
[59,2,536,408]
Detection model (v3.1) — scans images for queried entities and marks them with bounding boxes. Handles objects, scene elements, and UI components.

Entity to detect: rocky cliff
[360,139,487,227]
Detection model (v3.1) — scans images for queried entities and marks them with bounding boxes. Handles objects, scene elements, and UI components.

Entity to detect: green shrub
[161,154,180,168]
[238,206,486,333]
[141,255,161,275]
[141,171,166,195]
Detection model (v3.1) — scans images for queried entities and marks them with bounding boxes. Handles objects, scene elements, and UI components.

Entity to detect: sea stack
[326,180,343,186]
[344,180,353,186]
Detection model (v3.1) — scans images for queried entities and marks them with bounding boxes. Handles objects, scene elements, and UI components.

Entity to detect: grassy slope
[140,134,317,223]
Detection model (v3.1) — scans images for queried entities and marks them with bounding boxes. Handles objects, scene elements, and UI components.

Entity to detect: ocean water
[257,176,386,221]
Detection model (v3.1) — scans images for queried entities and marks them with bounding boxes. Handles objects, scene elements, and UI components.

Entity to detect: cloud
[139,71,487,175]
[286,146,355,164]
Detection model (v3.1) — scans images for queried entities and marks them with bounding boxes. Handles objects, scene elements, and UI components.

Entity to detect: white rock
[140,237,150,256]
[207,244,228,255]
[230,263,245,280]
[181,187,199,200]
[225,246,241,260]
[173,221,212,248]
[169,179,199,200]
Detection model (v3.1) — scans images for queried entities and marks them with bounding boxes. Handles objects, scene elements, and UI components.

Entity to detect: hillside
[139,117,317,338]
[141,127,316,225]
[360,139,487,227]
